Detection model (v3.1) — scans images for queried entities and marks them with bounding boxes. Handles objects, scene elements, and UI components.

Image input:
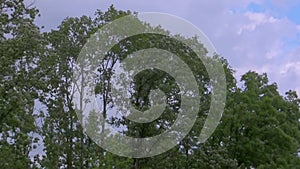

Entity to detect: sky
[30,0,300,95]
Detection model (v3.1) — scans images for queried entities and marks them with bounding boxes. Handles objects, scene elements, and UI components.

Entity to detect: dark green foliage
[0,0,42,168]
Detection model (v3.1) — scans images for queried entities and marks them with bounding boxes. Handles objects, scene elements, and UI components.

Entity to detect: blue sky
[32,0,300,95]
[244,0,300,23]
[287,5,300,24]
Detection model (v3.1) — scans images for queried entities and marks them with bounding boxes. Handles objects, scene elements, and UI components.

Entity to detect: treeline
[0,1,300,168]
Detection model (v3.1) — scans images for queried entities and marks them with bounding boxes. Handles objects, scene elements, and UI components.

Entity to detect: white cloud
[265,40,283,59]
[280,62,300,75]
[33,0,300,94]
[238,12,279,34]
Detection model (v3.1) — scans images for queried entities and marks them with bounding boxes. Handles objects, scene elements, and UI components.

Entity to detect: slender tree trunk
[67,136,72,169]
[133,158,140,169]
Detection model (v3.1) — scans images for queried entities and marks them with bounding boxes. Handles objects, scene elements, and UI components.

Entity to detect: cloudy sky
[31,0,300,95]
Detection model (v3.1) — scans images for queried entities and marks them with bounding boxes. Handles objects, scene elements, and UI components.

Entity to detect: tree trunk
[133,159,140,169]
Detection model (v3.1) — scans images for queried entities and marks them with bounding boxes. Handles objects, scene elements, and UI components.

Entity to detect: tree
[216,71,300,168]
[38,6,134,169]
[0,0,42,168]
[88,14,230,168]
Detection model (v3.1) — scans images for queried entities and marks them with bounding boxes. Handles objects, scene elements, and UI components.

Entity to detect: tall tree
[38,15,96,168]
[0,0,42,168]
[38,6,133,168]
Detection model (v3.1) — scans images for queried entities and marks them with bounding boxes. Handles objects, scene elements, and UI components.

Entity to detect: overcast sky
[31,0,300,95]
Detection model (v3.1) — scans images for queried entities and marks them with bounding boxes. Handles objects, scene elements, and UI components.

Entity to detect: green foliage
[0,0,42,168]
